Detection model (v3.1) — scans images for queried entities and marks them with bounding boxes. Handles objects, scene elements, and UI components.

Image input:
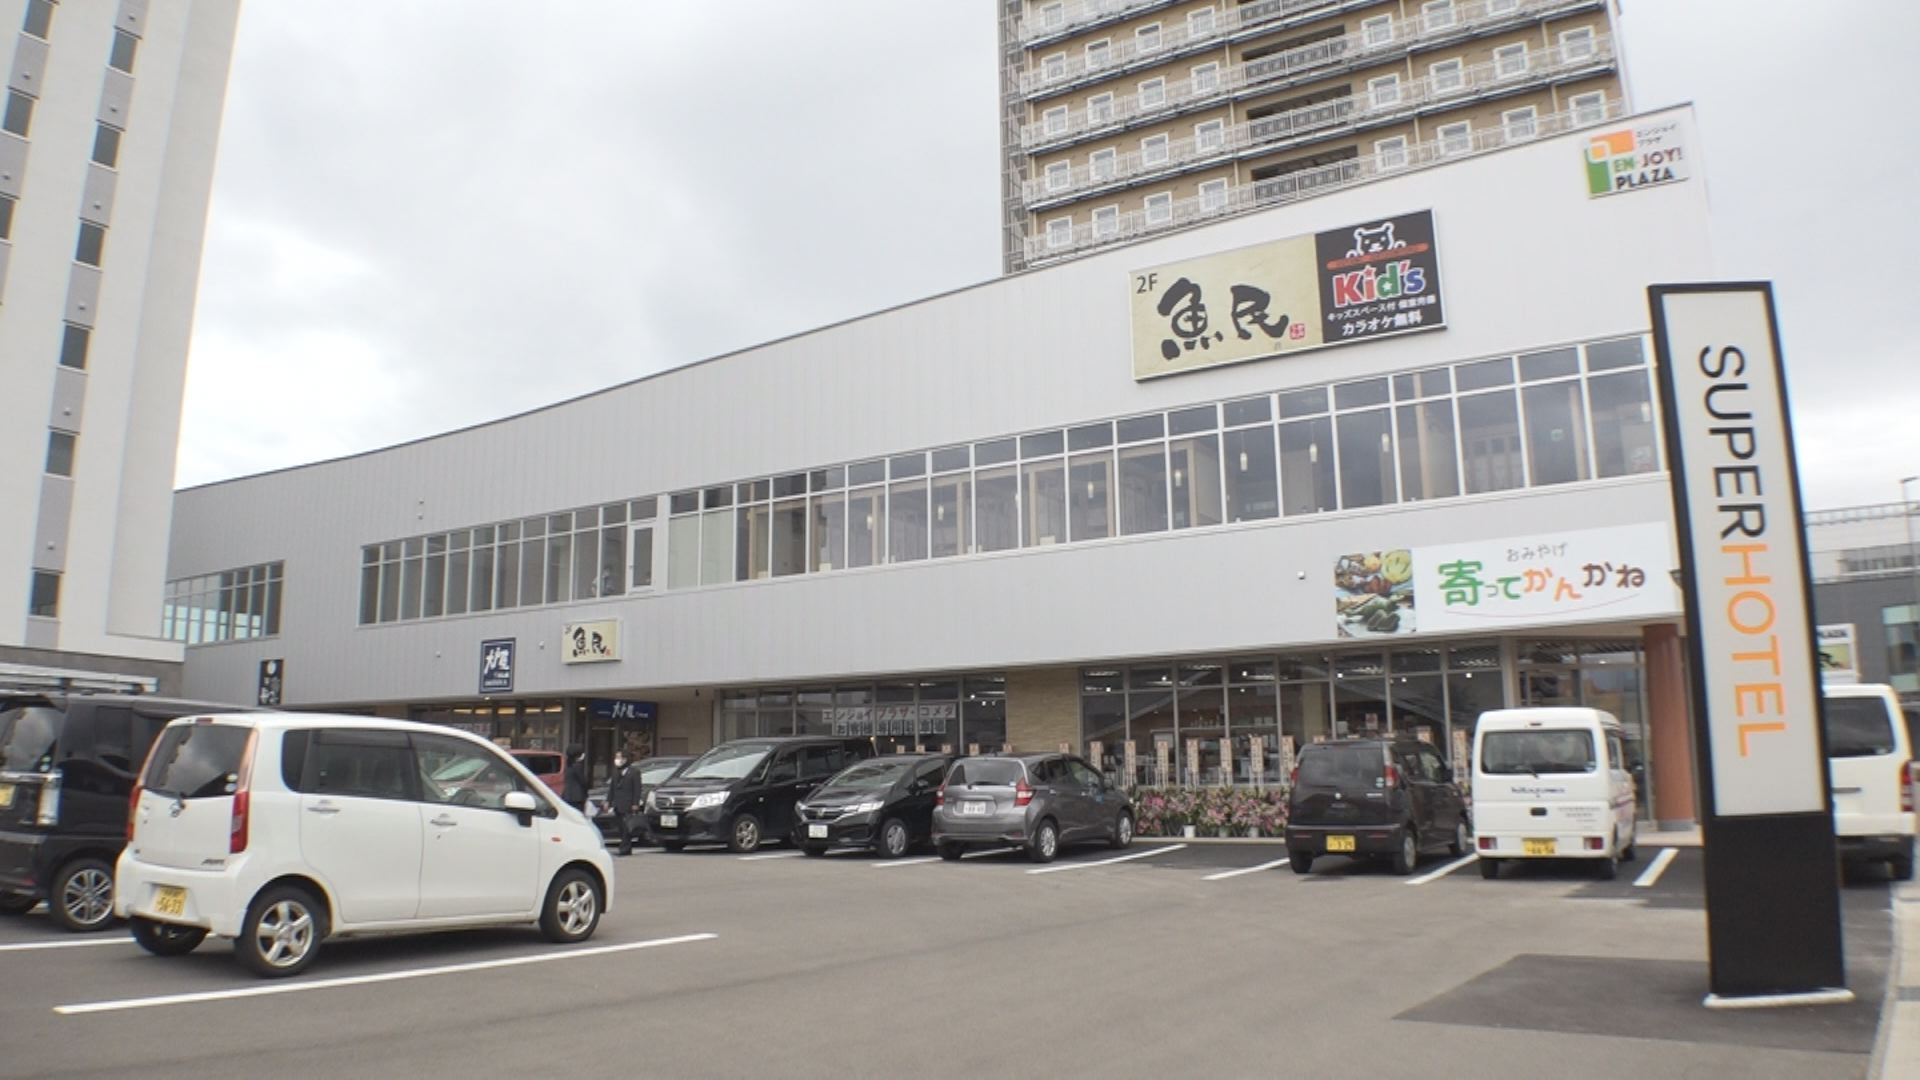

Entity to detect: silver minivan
[932,753,1133,864]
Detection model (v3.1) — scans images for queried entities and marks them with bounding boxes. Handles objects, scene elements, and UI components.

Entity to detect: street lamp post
[1904,476,1920,687]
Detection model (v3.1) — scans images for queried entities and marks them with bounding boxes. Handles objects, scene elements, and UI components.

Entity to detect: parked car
[588,755,692,844]
[1823,683,1916,880]
[0,693,247,932]
[116,713,612,977]
[797,753,952,858]
[645,737,873,853]
[509,749,566,793]
[932,753,1132,864]
[1286,737,1470,876]
[1470,709,1636,880]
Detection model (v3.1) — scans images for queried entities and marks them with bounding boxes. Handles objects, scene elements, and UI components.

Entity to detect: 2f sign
[1651,286,1826,818]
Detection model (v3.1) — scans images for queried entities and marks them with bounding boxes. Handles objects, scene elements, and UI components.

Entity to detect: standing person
[605,750,640,857]
[561,745,589,814]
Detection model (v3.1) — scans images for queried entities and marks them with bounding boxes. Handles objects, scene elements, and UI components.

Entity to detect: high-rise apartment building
[998,0,1627,271]
[0,0,240,692]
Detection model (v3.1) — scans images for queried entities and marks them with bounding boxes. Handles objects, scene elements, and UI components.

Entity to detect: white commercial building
[170,103,1713,825]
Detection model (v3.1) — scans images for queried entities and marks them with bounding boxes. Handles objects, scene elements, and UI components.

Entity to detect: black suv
[1285,738,1470,876]
[645,736,874,853]
[0,694,244,930]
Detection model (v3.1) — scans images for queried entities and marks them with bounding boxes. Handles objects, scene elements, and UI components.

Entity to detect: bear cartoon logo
[1345,222,1405,258]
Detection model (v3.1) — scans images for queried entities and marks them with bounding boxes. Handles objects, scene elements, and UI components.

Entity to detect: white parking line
[1027,844,1186,875]
[960,847,1019,859]
[54,932,718,1016]
[1633,847,1679,888]
[0,936,132,953]
[872,857,940,868]
[738,851,804,861]
[1405,854,1479,885]
[1202,857,1290,881]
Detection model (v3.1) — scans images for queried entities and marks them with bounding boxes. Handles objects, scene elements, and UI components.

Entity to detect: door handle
[306,803,341,815]
[430,815,459,828]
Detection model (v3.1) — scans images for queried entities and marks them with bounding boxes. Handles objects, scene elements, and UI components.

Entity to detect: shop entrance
[1516,639,1652,817]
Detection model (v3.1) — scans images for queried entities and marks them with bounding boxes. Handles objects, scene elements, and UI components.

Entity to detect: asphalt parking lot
[0,840,1895,1080]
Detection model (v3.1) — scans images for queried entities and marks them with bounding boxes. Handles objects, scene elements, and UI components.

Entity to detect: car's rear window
[639,761,682,785]
[1296,744,1383,786]
[0,705,61,773]
[1824,696,1898,758]
[519,753,562,773]
[1480,730,1596,775]
[948,759,1024,786]
[145,723,252,799]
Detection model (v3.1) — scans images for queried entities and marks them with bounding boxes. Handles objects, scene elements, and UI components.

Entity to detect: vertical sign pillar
[1648,283,1849,1005]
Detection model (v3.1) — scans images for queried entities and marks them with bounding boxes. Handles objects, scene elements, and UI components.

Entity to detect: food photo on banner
[1334,550,1416,637]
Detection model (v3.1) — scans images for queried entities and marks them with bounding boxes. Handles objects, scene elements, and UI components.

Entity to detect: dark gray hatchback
[1284,738,1470,876]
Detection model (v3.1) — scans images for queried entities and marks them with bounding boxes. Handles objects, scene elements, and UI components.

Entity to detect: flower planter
[1182,825,1197,838]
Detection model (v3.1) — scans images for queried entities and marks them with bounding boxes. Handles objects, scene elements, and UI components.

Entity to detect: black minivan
[796,753,952,858]
[0,694,245,930]
[645,736,873,853]
[1285,738,1471,876]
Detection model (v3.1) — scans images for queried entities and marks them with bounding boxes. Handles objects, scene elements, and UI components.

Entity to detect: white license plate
[808,823,829,839]
[659,813,679,828]
[960,801,992,816]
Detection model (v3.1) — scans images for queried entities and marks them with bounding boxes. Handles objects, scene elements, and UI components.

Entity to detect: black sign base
[1701,811,1847,1000]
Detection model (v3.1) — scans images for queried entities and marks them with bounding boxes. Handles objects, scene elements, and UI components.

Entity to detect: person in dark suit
[562,745,589,813]
[605,751,640,856]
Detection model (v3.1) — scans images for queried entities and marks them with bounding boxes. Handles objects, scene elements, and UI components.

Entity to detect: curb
[1136,835,1287,846]
[1872,880,1920,1079]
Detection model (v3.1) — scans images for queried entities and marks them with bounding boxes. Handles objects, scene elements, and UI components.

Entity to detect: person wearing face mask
[604,750,641,856]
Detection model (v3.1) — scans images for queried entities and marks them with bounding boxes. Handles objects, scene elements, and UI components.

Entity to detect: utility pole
[1903,476,1919,687]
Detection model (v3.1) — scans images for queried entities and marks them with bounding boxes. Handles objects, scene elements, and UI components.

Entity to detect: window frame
[1493,42,1528,79]
[1374,135,1409,171]
[1428,57,1466,94]
[1436,120,1473,157]
[1044,215,1074,250]
[1143,191,1174,225]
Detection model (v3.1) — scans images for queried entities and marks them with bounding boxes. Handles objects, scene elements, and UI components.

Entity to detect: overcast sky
[177,1,1920,512]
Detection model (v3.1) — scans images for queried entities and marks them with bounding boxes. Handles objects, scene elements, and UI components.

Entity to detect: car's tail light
[1383,763,1401,790]
[1585,836,1605,851]
[1903,761,1916,815]
[934,784,945,807]
[1289,766,1299,788]
[1014,778,1034,807]
[1478,836,1495,851]
[127,779,143,842]
[230,728,260,855]
[35,774,61,827]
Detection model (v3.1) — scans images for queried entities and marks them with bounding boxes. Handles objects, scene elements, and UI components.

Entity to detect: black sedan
[794,754,952,859]
[588,755,692,844]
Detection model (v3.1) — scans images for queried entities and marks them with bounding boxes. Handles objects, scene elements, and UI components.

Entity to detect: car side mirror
[503,790,538,825]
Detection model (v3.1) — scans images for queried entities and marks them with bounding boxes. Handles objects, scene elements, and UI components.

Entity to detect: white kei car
[115,713,613,977]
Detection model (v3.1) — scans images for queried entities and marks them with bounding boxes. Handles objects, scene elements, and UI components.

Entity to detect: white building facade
[170,104,1711,823]
[0,0,240,691]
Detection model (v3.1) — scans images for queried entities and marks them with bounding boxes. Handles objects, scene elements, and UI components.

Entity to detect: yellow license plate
[1523,838,1557,856]
[154,886,186,917]
[0,783,13,809]
[1326,835,1356,852]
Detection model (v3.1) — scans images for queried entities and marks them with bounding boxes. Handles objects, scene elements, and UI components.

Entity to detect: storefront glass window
[931,474,970,557]
[888,479,929,563]
[1336,408,1395,509]
[699,508,732,586]
[1522,380,1590,486]
[1588,369,1660,477]
[1118,443,1169,535]
[1023,459,1067,546]
[736,503,772,581]
[1170,434,1223,529]
[976,466,1020,552]
[847,487,883,569]
[771,500,806,577]
[1395,399,1459,501]
[964,676,1008,752]
[1458,390,1524,493]
[668,514,700,587]
[810,492,845,572]
[1069,452,1115,541]
[1281,416,1335,515]
[1222,426,1278,523]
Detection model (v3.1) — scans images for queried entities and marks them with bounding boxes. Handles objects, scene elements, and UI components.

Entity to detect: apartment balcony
[1021,32,1614,208]
[1019,95,1626,266]
[1019,0,1603,150]
[1017,0,1179,49]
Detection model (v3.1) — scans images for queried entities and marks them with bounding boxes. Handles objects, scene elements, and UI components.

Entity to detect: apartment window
[1043,105,1068,137]
[1422,0,1457,31]
[29,572,59,619]
[1489,0,1521,11]
[1198,179,1229,213]
[1092,204,1120,237]
[1429,58,1466,94]
[92,124,122,167]
[171,562,285,642]
[1041,2,1065,30]
[1194,119,1226,153]
[1090,146,1117,181]
[45,430,76,476]
[1139,77,1167,108]
[1437,120,1473,156]
[1503,106,1538,142]
[1494,43,1528,79]
[1368,74,1401,109]
[75,222,106,266]
[1144,191,1173,225]
[1191,63,1220,95]
[22,0,53,40]
[1188,7,1217,36]
[1361,15,1393,48]
[3,91,33,138]
[109,29,138,74]
[1141,133,1170,166]
[1045,160,1072,192]
[1046,216,1074,250]
[1560,26,1597,61]
[1088,93,1115,125]
[1569,91,1607,125]
[1086,38,1111,69]
[1375,135,1409,171]
[59,324,90,369]
[0,193,12,240]
[1042,52,1067,81]
[1136,23,1162,53]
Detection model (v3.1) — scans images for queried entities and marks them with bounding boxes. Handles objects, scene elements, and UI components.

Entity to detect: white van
[1823,682,1916,880]
[1471,707,1637,880]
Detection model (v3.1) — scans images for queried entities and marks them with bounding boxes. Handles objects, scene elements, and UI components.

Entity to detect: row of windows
[163,561,284,645]
[718,675,1010,754]
[359,335,1659,627]
[18,1,137,69]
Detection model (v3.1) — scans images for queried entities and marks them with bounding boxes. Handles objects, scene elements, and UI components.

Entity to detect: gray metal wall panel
[97,69,133,128]
[48,366,85,430]
[24,619,57,650]
[33,477,73,572]
[78,164,115,226]
[118,0,151,37]
[9,34,47,96]
[63,265,100,326]
[0,131,24,197]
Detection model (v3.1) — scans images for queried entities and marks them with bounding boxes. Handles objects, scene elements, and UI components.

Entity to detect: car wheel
[727,813,763,854]
[661,841,686,853]
[1621,830,1638,863]
[52,858,116,933]
[1289,852,1313,875]
[1390,828,1418,875]
[878,818,910,859]
[130,917,207,957]
[1479,858,1501,880]
[801,844,828,858]
[1027,819,1060,864]
[539,868,602,944]
[1110,812,1134,850]
[236,886,325,978]
[937,842,964,861]
[1596,835,1620,881]
[0,891,38,916]
[1449,818,1470,857]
